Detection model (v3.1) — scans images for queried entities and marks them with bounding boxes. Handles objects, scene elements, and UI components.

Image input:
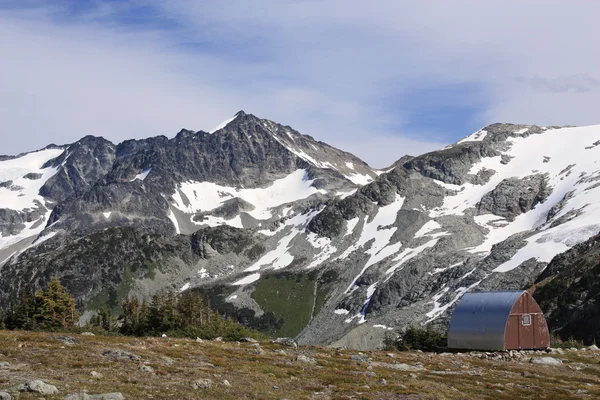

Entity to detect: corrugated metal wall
[447,290,549,351]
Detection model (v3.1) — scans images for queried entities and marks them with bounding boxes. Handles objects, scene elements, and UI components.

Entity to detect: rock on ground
[17,380,59,394]
[65,392,125,400]
[272,337,298,348]
[0,392,11,400]
[530,357,563,366]
[102,349,141,362]
[139,365,154,373]
[296,355,318,365]
[191,379,213,390]
[370,361,424,372]
[49,335,79,345]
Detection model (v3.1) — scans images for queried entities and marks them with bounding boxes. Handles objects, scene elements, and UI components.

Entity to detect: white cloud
[1,1,600,168]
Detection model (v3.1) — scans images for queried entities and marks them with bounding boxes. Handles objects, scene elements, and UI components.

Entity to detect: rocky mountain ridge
[2,114,600,349]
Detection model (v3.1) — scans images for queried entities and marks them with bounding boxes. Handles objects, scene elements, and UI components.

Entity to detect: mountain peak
[208,110,249,134]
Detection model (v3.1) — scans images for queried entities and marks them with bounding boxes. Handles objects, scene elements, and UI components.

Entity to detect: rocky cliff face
[1,115,600,349]
[533,233,600,345]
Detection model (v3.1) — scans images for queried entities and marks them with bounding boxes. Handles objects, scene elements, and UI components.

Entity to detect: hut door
[519,313,535,349]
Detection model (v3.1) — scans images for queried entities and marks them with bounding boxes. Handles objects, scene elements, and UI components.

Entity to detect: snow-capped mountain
[2,116,600,349]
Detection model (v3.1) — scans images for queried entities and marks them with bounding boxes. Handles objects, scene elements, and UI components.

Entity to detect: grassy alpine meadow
[1,330,600,399]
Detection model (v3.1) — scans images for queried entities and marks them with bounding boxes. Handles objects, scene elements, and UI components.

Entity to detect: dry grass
[1,330,599,399]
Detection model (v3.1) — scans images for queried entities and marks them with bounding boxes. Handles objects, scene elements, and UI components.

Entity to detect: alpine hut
[447,290,550,351]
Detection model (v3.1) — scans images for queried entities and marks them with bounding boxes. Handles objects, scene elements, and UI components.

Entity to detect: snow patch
[209,113,239,133]
[131,168,151,182]
[232,273,261,286]
[334,309,350,315]
[179,283,191,292]
[172,169,324,222]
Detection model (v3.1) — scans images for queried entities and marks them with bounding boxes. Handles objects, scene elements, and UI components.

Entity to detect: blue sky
[2,1,600,167]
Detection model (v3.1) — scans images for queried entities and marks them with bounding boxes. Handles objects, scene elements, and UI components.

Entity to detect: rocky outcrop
[533,233,600,345]
[40,136,116,202]
[477,174,551,220]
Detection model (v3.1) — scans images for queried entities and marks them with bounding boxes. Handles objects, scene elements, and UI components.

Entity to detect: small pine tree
[33,277,79,329]
[13,284,36,330]
[98,306,112,332]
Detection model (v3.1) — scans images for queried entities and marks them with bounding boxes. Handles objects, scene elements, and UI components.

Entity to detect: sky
[1,1,600,168]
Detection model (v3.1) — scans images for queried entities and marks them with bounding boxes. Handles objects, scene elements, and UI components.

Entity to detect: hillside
[1,330,600,399]
[2,114,600,349]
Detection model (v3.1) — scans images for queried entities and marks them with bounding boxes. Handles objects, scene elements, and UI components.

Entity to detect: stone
[364,371,377,377]
[0,361,10,369]
[296,355,318,365]
[17,380,59,394]
[91,371,103,378]
[191,379,213,390]
[221,380,232,387]
[567,362,587,371]
[587,344,599,351]
[65,392,125,400]
[102,349,141,362]
[272,337,298,348]
[240,337,258,343]
[196,337,204,343]
[378,379,387,386]
[350,354,370,363]
[139,365,154,373]
[214,337,223,342]
[530,357,563,366]
[49,335,79,345]
[80,332,95,336]
[370,361,424,372]
[0,392,11,400]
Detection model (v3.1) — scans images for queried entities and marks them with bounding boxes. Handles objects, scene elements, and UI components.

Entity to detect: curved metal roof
[447,290,524,351]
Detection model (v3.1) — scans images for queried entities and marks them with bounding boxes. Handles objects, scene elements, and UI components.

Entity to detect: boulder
[296,355,317,365]
[191,379,213,390]
[272,337,298,348]
[17,380,59,394]
[350,354,370,363]
[370,361,424,372]
[530,357,563,366]
[65,392,125,400]
[49,335,79,345]
[80,332,95,336]
[139,365,154,373]
[0,392,11,400]
[102,349,141,362]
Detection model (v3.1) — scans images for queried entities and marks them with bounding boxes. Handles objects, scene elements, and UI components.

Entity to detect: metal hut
[447,290,550,351]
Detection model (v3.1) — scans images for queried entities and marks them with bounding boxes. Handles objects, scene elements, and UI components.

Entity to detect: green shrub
[385,325,448,352]
[550,333,585,349]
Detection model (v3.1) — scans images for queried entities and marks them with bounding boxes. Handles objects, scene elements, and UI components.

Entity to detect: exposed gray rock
[530,357,563,366]
[477,174,551,220]
[0,392,11,400]
[370,361,424,372]
[23,172,42,180]
[350,354,370,363]
[17,379,59,394]
[191,378,213,390]
[65,392,125,400]
[139,365,154,373]
[272,337,298,348]
[102,349,141,362]
[296,354,317,365]
[49,335,79,345]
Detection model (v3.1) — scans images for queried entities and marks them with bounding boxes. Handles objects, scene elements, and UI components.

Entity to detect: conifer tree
[33,277,79,329]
